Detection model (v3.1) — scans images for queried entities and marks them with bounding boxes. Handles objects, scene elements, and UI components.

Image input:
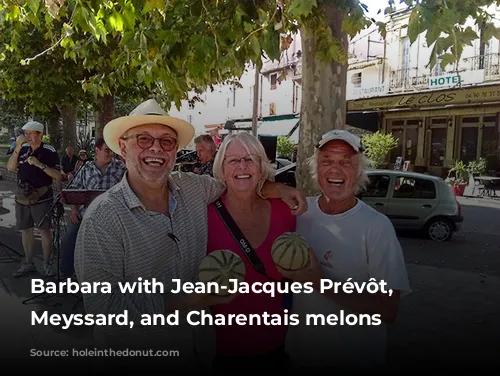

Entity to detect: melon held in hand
[198,250,246,296]
[271,232,311,271]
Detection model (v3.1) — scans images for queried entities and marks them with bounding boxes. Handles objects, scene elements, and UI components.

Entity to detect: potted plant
[361,131,398,169]
[446,160,468,196]
[466,157,487,177]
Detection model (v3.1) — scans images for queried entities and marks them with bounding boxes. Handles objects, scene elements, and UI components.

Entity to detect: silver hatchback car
[359,170,464,241]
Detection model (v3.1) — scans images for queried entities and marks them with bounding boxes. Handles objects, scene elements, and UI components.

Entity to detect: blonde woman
[206,132,295,370]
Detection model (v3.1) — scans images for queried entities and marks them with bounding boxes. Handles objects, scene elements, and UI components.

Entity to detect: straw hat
[103,99,195,156]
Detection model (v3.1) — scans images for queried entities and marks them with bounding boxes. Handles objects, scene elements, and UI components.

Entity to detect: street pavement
[1,179,499,369]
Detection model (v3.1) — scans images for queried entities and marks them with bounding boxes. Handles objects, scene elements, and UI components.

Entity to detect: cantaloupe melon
[198,250,246,296]
[271,232,311,271]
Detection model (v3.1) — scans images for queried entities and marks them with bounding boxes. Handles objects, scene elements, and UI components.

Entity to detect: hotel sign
[428,70,484,89]
[347,84,500,111]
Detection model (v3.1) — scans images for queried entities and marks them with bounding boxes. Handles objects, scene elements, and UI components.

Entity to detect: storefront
[348,83,500,177]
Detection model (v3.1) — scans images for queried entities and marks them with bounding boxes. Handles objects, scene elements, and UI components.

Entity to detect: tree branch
[239,4,279,46]
[201,0,220,58]
[22,3,77,64]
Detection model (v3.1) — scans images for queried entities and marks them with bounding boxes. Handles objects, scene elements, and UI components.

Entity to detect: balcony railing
[390,68,429,91]
[389,53,500,92]
[463,53,500,77]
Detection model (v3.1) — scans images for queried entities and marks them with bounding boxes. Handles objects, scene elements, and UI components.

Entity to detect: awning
[258,118,299,137]
[224,114,300,138]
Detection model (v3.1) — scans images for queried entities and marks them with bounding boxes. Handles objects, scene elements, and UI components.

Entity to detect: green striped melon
[271,232,311,271]
[198,250,246,296]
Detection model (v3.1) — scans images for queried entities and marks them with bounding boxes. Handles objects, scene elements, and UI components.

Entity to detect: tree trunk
[295,4,348,195]
[46,106,62,151]
[59,103,78,150]
[95,94,115,138]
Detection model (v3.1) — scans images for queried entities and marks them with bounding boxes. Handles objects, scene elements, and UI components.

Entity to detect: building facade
[348,7,500,176]
[168,6,500,176]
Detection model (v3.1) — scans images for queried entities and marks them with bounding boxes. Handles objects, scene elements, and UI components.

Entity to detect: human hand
[277,248,324,287]
[27,156,42,168]
[69,211,81,225]
[16,134,26,146]
[279,184,307,215]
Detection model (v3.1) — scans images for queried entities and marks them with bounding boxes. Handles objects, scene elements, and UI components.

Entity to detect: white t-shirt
[285,196,411,370]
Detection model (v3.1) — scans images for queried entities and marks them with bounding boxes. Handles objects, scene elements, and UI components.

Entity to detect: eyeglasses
[121,134,178,151]
[224,154,260,167]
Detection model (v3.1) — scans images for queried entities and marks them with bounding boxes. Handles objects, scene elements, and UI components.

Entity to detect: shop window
[462,117,480,123]
[351,72,362,87]
[405,128,418,163]
[270,102,276,115]
[431,118,447,124]
[390,128,404,163]
[389,119,419,165]
[460,127,478,164]
[270,74,277,90]
[481,126,499,170]
[430,128,447,167]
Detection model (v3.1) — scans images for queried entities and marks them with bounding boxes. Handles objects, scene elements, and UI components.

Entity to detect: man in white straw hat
[74,98,306,369]
[7,120,62,277]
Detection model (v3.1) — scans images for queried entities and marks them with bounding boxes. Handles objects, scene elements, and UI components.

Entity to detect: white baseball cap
[22,121,44,133]
[316,129,365,152]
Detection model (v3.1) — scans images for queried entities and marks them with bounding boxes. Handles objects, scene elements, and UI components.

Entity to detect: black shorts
[15,200,53,230]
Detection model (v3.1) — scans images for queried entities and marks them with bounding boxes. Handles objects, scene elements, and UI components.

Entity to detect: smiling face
[222,140,262,194]
[119,123,178,184]
[317,140,359,202]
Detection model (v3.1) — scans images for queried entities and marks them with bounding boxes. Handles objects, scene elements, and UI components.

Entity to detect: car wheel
[425,217,453,242]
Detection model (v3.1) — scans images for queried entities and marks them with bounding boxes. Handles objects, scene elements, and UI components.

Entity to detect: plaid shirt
[70,159,126,191]
[197,158,214,177]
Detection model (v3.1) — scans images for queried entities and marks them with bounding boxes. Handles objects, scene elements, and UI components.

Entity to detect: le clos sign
[347,84,500,111]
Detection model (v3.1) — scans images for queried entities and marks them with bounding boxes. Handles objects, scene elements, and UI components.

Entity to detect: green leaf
[249,35,261,59]
[143,0,165,14]
[27,0,40,14]
[407,6,424,44]
[458,26,478,46]
[287,0,317,18]
[425,21,441,47]
[260,28,280,61]
[376,21,387,39]
[122,4,136,29]
[439,53,456,69]
[108,11,124,32]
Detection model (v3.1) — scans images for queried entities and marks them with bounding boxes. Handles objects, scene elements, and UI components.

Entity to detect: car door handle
[374,203,384,206]
[422,204,432,208]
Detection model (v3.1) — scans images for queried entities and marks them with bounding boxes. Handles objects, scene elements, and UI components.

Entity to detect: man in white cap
[279,129,411,371]
[7,121,62,277]
[74,99,306,369]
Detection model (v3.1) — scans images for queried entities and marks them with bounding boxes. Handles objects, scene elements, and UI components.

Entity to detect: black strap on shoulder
[214,199,280,282]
